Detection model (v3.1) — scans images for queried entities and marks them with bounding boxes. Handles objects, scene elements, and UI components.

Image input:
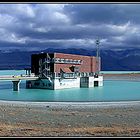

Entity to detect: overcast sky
[0,3,140,51]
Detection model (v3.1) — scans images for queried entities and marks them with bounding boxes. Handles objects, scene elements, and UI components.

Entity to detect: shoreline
[0,73,140,137]
[1,100,140,108]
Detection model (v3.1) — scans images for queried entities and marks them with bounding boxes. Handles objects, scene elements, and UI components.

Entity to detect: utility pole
[95,38,100,75]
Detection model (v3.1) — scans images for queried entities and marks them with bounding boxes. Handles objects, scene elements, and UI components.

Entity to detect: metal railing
[53,58,82,64]
[38,72,98,79]
[39,58,82,64]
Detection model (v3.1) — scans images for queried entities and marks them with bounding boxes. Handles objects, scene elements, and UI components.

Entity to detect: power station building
[26,52,103,90]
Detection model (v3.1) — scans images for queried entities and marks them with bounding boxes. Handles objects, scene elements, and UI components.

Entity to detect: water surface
[0,70,139,102]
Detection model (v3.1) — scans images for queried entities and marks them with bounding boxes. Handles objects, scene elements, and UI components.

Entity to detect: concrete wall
[26,77,80,90]
[53,78,80,90]
[80,76,103,88]
[26,76,103,90]
[26,78,54,90]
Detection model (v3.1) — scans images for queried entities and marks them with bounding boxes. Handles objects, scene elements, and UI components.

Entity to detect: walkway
[0,75,39,91]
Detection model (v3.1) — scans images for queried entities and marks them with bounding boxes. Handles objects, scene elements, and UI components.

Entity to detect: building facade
[26,52,103,90]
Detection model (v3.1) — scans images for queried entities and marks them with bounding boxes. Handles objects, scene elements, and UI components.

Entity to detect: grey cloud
[64,4,140,25]
[0,4,140,51]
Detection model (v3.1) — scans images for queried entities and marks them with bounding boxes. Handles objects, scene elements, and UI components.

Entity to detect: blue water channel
[0,70,139,102]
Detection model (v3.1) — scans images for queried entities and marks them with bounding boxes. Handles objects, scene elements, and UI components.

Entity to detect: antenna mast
[95,38,100,75]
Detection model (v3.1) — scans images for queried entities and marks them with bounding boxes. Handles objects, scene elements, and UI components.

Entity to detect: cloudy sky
[0,3,140,51]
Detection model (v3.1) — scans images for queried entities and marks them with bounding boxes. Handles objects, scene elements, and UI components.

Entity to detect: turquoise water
[0,70,140,102]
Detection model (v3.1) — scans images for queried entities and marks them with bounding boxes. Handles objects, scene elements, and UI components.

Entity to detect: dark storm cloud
[0,3,140,51]
[64,4,140,25]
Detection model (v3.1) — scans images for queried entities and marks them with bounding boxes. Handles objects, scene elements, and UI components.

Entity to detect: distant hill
[0,48,140,71]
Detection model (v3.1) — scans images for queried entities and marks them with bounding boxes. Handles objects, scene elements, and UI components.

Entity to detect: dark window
[94,81,98,86]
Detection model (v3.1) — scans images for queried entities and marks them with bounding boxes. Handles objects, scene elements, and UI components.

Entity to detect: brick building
[31,52,100,77]
[26,52,103,90]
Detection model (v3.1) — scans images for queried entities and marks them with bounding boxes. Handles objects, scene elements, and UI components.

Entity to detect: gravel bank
[103,73,140,81]
[0,101,140,137]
